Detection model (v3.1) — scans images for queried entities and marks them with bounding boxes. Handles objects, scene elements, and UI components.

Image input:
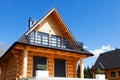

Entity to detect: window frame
[110,72,116,77]
[118,71,120,77]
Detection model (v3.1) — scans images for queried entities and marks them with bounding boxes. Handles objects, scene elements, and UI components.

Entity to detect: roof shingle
[91,49,120,70]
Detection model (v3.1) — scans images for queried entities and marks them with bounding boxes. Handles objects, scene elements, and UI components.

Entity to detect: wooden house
[91,49,120,80]
[0,8,93,80]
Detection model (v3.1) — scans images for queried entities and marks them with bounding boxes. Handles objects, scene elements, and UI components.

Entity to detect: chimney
[29,18,34,29]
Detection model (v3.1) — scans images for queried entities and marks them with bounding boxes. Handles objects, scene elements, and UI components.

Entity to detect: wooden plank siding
[34,13,76,45]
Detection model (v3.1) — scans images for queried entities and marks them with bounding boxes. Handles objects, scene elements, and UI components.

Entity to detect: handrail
[27,32,83,51]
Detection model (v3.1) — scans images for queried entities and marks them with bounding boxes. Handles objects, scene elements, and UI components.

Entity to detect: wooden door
[54,59,66,77]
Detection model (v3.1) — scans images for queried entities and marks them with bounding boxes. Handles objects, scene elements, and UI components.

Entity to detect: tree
[77,64,92,78]
[84,66,92,78]
[77,64,80,78]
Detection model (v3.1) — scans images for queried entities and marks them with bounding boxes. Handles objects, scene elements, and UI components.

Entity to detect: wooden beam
[23,49,28,78]
[80,59,84,78]
[14,43,89,59]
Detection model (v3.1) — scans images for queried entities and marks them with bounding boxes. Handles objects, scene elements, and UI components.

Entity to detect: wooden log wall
[3,44,85,79]
[0,47,81,79]
[6,56,17,80]
[47,58,54,77]
[66,58,78,77]
[27,52,33,78]
[27,51,55,77]
[0,63,7,80]
[26,50,79,78]
[0,53,17,80]
[13,51,23,79]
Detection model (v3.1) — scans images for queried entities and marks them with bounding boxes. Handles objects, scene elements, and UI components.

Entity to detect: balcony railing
[27,31,83,51]
[21,77,106,80]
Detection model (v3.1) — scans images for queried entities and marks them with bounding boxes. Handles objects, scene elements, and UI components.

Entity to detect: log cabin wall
[0,53,17,80]
[6,55,17,80]
[47,57,54,77]
[18,45,80,78]
[66,58,78,77]
[92,69,120,80]
[0,40,86,79]
[13,51,23,79]
[0,61,7,80]
[105,69,120,80]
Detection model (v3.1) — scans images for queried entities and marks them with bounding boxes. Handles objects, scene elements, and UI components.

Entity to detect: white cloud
[90,45,114,57]
[83,45,88,49]
[83,45,114,67]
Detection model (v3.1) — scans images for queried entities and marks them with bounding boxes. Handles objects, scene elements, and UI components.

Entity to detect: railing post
[61,37,64,48]
[34,31,38,43]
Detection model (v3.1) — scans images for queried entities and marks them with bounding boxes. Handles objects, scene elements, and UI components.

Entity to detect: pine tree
[84,66,92,78]
[77,64,92,78]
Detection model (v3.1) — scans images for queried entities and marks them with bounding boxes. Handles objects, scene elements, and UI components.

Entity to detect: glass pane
[111,72,116,77]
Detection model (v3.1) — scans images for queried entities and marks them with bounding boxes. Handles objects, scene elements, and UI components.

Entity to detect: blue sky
[0,0,120,67]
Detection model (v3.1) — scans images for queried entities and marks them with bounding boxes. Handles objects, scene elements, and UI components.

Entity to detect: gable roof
[1,7,93,58]
[25,7,76,42]
[91,49,120,70]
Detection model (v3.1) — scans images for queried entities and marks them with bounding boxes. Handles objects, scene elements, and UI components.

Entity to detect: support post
[80,59,84,78]
[23,50,28,78]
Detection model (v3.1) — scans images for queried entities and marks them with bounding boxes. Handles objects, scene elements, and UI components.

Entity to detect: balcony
[27,31,83,51]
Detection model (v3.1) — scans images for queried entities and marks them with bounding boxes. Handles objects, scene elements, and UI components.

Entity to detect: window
[118,71,120,76]
[111,72,116,77]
